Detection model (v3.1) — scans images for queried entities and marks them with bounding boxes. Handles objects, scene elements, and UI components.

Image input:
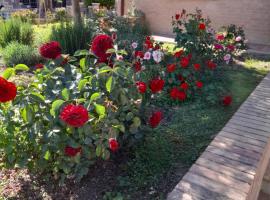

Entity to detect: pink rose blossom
[144,52,152,60]
[235,36,242,42]
[131,42,138,49]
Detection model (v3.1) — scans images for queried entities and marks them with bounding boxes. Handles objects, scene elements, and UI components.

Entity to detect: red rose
[109,138,119,152]
[35,63,44,69]
[227,45,235,52]
[180,57,189,68]
[135,51,144,58]
[0,77,17,103]
[167,64,176,73]
[136,81,147,93]
[174,50,184,58]
[149,111,163,128]
[223,95,232,106]
[134,61,142,72]
[198,23,206,30]
[91,34,114,64]
[154,44,160,50]
[145,38,154,50]
[180,82,189,90]
[60,104,89,127]
[175,14,180,20]
[207,60,217,70]
[65,146,82,157]
[170,87,180,100]
[146,36,151,41]
[149,78,165,93]
[196,81,203,89]
[39,41,61,59]
[177,91,187,101]
[216,34,225,41]
[193,63,200,71]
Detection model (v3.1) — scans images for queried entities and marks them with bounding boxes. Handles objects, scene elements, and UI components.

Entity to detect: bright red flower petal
[0,77,17,103]
[149,78,165,93]
[223,95,233,106]
[136,81,147,93]
[60,104,89,127]
[65,146,82,157]
[149,111,163,128]
[109,138,119,152]
[39,41,61,59]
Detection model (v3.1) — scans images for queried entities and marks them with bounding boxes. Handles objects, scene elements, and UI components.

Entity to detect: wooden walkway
[168,72,270,200]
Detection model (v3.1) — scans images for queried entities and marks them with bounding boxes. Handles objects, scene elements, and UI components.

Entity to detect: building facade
[117,0,270,46]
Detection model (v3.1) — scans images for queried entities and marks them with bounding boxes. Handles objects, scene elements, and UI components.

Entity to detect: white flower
[235,36,242,42]
[131,42,138,49]
[224,54,231,64]
[144,52,151,60]
[152,50,164,63]
[116,55,123,60]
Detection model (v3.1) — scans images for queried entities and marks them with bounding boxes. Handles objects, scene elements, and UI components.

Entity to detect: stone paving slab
[168,72,270,200]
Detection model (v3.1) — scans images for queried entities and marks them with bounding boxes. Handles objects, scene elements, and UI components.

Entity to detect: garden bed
[1,58,269,200]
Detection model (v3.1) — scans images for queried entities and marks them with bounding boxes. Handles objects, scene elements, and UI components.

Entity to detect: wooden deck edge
[247,139,270,200]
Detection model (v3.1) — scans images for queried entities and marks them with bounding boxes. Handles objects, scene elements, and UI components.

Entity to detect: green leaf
[90,92,100,103]
[98,66,113,74]
[1,68,15,79]
[30,92,45,103]
[22,105,34,123]
[78,79,88,91]
[44,151,51,160]
[102,149,110,160]
[117,50,128,55]
[106,76,113,93]
[15,64,29,71]
[96,145,102,157]
[61,88,70,101]
[80,58,86,70]
[94,103,106,119]
[74,49,90,56]
[50,100,65,116]
[106,48,116,54]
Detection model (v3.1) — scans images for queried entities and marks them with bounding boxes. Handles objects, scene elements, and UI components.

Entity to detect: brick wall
[122,0,270,45]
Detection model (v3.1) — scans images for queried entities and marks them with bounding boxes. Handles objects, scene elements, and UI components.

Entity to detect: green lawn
[116,59,270,199]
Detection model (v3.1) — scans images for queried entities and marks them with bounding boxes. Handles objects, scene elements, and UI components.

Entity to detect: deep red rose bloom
[214,43,224,50]
[207,60,217,70]
[223,95,232,106]
[145,39,154,50]
[109,138,119,152]
[180,82,189,90]
[146,36,151,41]
[91,34,114,63]
[180,57,189,68]
[216,34,225,41]
[0,77,17,103]
[154,44,160,50]
[136,81,147,93]
[175,14,180,20]
[198,23,206,30]
[193,63,201,71]
[227,45,235,52]
[167,64,176,73]
[39,41,61,59]
[174,50,184,58]
[177,91,187,101]
[149,78,165,93]
[178,74,185,82]
[134,61,142,72]
[35,63,44,69]
[149,111,163,128]
[60,104,89,127]
[170,87,180,100]
[65,146,82,157]
[135,51,144,58]
[196,81,203,89]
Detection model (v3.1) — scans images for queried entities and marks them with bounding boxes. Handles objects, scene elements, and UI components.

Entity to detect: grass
[118,59,270,199]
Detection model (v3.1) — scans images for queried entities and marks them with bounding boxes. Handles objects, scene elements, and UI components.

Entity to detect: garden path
[167,72,270,200]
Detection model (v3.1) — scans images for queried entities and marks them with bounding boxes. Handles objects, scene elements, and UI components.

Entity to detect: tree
[71,0,81,24]
[38,0,53,19]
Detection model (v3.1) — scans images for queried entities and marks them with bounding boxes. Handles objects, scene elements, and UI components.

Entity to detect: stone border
[168,73,270,200]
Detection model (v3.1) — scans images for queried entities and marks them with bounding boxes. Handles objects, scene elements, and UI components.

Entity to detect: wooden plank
[182,173,247,200]
[189,164,250,193]
[210,140,261,161]
[225,123,270,138]
[244,99,270,109]
[223,126,269,142]
[248,140,270,200]
[215,135,264,154]
[196,157,254,184]
[237,109,270,121]
[229,118,270,133]
[239,107,270,118]
[172,180,222,200]
[219,130,267,147]
[206,146,259,167]
[167,187,203,200]
[234,112,270,124]
[240,103,270,114]
[242,102,270,112]
[231,115,270,128]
